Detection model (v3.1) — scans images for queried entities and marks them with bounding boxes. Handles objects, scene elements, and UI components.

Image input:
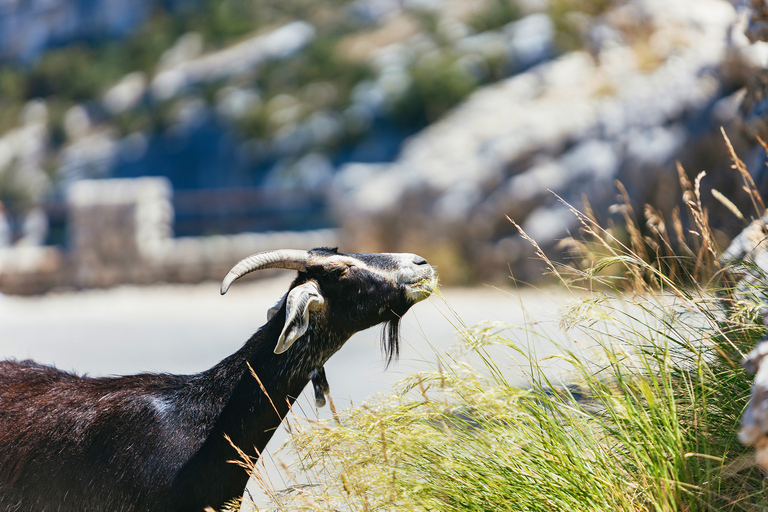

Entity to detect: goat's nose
[413,255,428,266]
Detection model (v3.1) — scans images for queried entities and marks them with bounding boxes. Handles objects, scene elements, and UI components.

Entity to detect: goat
[0,247,436,512]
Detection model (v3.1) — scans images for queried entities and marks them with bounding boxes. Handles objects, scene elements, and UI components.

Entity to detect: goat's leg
[309,367,329,408]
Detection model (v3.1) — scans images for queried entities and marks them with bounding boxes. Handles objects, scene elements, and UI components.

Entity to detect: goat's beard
[381,318,401,368]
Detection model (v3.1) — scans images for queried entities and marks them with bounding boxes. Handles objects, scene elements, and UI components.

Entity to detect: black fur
[382,318,401,367]
[309,367,329,407]
[0,249,433,512]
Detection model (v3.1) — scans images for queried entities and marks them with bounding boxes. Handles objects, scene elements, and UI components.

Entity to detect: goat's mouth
[404,275,438,303]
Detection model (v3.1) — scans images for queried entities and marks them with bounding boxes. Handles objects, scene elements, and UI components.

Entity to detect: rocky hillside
[0,0,194,62]
[334,0,768,282]
[1,0,767,286]
[0,0,611,245]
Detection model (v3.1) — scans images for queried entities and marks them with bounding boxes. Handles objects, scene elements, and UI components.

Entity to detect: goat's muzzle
[396,254,437,303]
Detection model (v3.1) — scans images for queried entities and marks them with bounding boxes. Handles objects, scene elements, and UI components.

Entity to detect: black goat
[0,247,436,512]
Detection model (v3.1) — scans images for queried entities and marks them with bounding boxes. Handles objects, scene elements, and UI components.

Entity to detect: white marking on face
[321,253,434,288]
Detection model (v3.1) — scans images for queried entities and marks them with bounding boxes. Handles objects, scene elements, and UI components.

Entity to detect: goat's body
[0,360,189,511]
[0,316,323,512]
[0,248,436,512]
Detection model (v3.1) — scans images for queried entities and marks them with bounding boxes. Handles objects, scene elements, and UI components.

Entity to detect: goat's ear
[275,281,325,354]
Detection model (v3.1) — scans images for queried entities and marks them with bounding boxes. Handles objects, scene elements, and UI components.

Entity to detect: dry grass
[224,133,768,511]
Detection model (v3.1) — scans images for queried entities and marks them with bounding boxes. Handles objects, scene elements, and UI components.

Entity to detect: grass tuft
[233,137,768,511]
[257,284,765,511]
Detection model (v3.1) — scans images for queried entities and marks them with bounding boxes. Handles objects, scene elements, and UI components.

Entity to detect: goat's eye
[339,267,349,277]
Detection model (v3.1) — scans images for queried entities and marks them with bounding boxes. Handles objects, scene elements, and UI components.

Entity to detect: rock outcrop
[333,0,762,283]
[729,0,768,475]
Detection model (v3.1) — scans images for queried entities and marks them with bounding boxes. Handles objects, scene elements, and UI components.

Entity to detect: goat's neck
[198,314,346,434]
[174,313,349,506]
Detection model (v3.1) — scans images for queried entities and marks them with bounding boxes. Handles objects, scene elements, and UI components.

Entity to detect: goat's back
[0,359,194,512]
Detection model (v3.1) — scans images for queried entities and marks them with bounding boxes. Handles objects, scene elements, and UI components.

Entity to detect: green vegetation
[239,35,374,140]
[392,53,478,126]
[0,0,360,126]
[29,46,123,101]
[0,0,616,149]
[468,0,521,33]
[185,0,260,45]
[549,0,613,52]
[0,0,621,208]
[232,146,768,511]
[264,305,761,511]
[15,12,180,106]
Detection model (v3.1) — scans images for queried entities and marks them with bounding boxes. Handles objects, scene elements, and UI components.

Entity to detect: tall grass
[237,137,768,511]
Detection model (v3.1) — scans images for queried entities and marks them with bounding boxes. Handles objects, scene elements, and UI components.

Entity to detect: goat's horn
[221,249,310,295]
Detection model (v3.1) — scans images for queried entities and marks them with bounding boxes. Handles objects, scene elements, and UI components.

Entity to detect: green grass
[253,284,765,511]
[231,150,768,511]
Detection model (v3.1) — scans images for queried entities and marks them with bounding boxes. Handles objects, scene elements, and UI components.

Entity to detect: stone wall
[0,246,66,295]
[0,177,338,295]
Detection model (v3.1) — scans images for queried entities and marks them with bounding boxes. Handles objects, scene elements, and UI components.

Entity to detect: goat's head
[221,247,437,362]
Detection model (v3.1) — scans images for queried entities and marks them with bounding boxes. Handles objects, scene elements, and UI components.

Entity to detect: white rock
[63,105,91,141]
[347,0,402,24]
[103,72,147,114]
[505,14,555,69]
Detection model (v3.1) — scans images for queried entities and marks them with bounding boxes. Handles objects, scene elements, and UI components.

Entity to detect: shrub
[392,54,478,127]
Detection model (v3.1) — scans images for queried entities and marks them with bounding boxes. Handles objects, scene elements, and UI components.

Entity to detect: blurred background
[0,0,766,294]
[4,0,768,505]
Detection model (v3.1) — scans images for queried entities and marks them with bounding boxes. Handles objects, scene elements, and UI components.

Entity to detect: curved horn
[221,249,310,295]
